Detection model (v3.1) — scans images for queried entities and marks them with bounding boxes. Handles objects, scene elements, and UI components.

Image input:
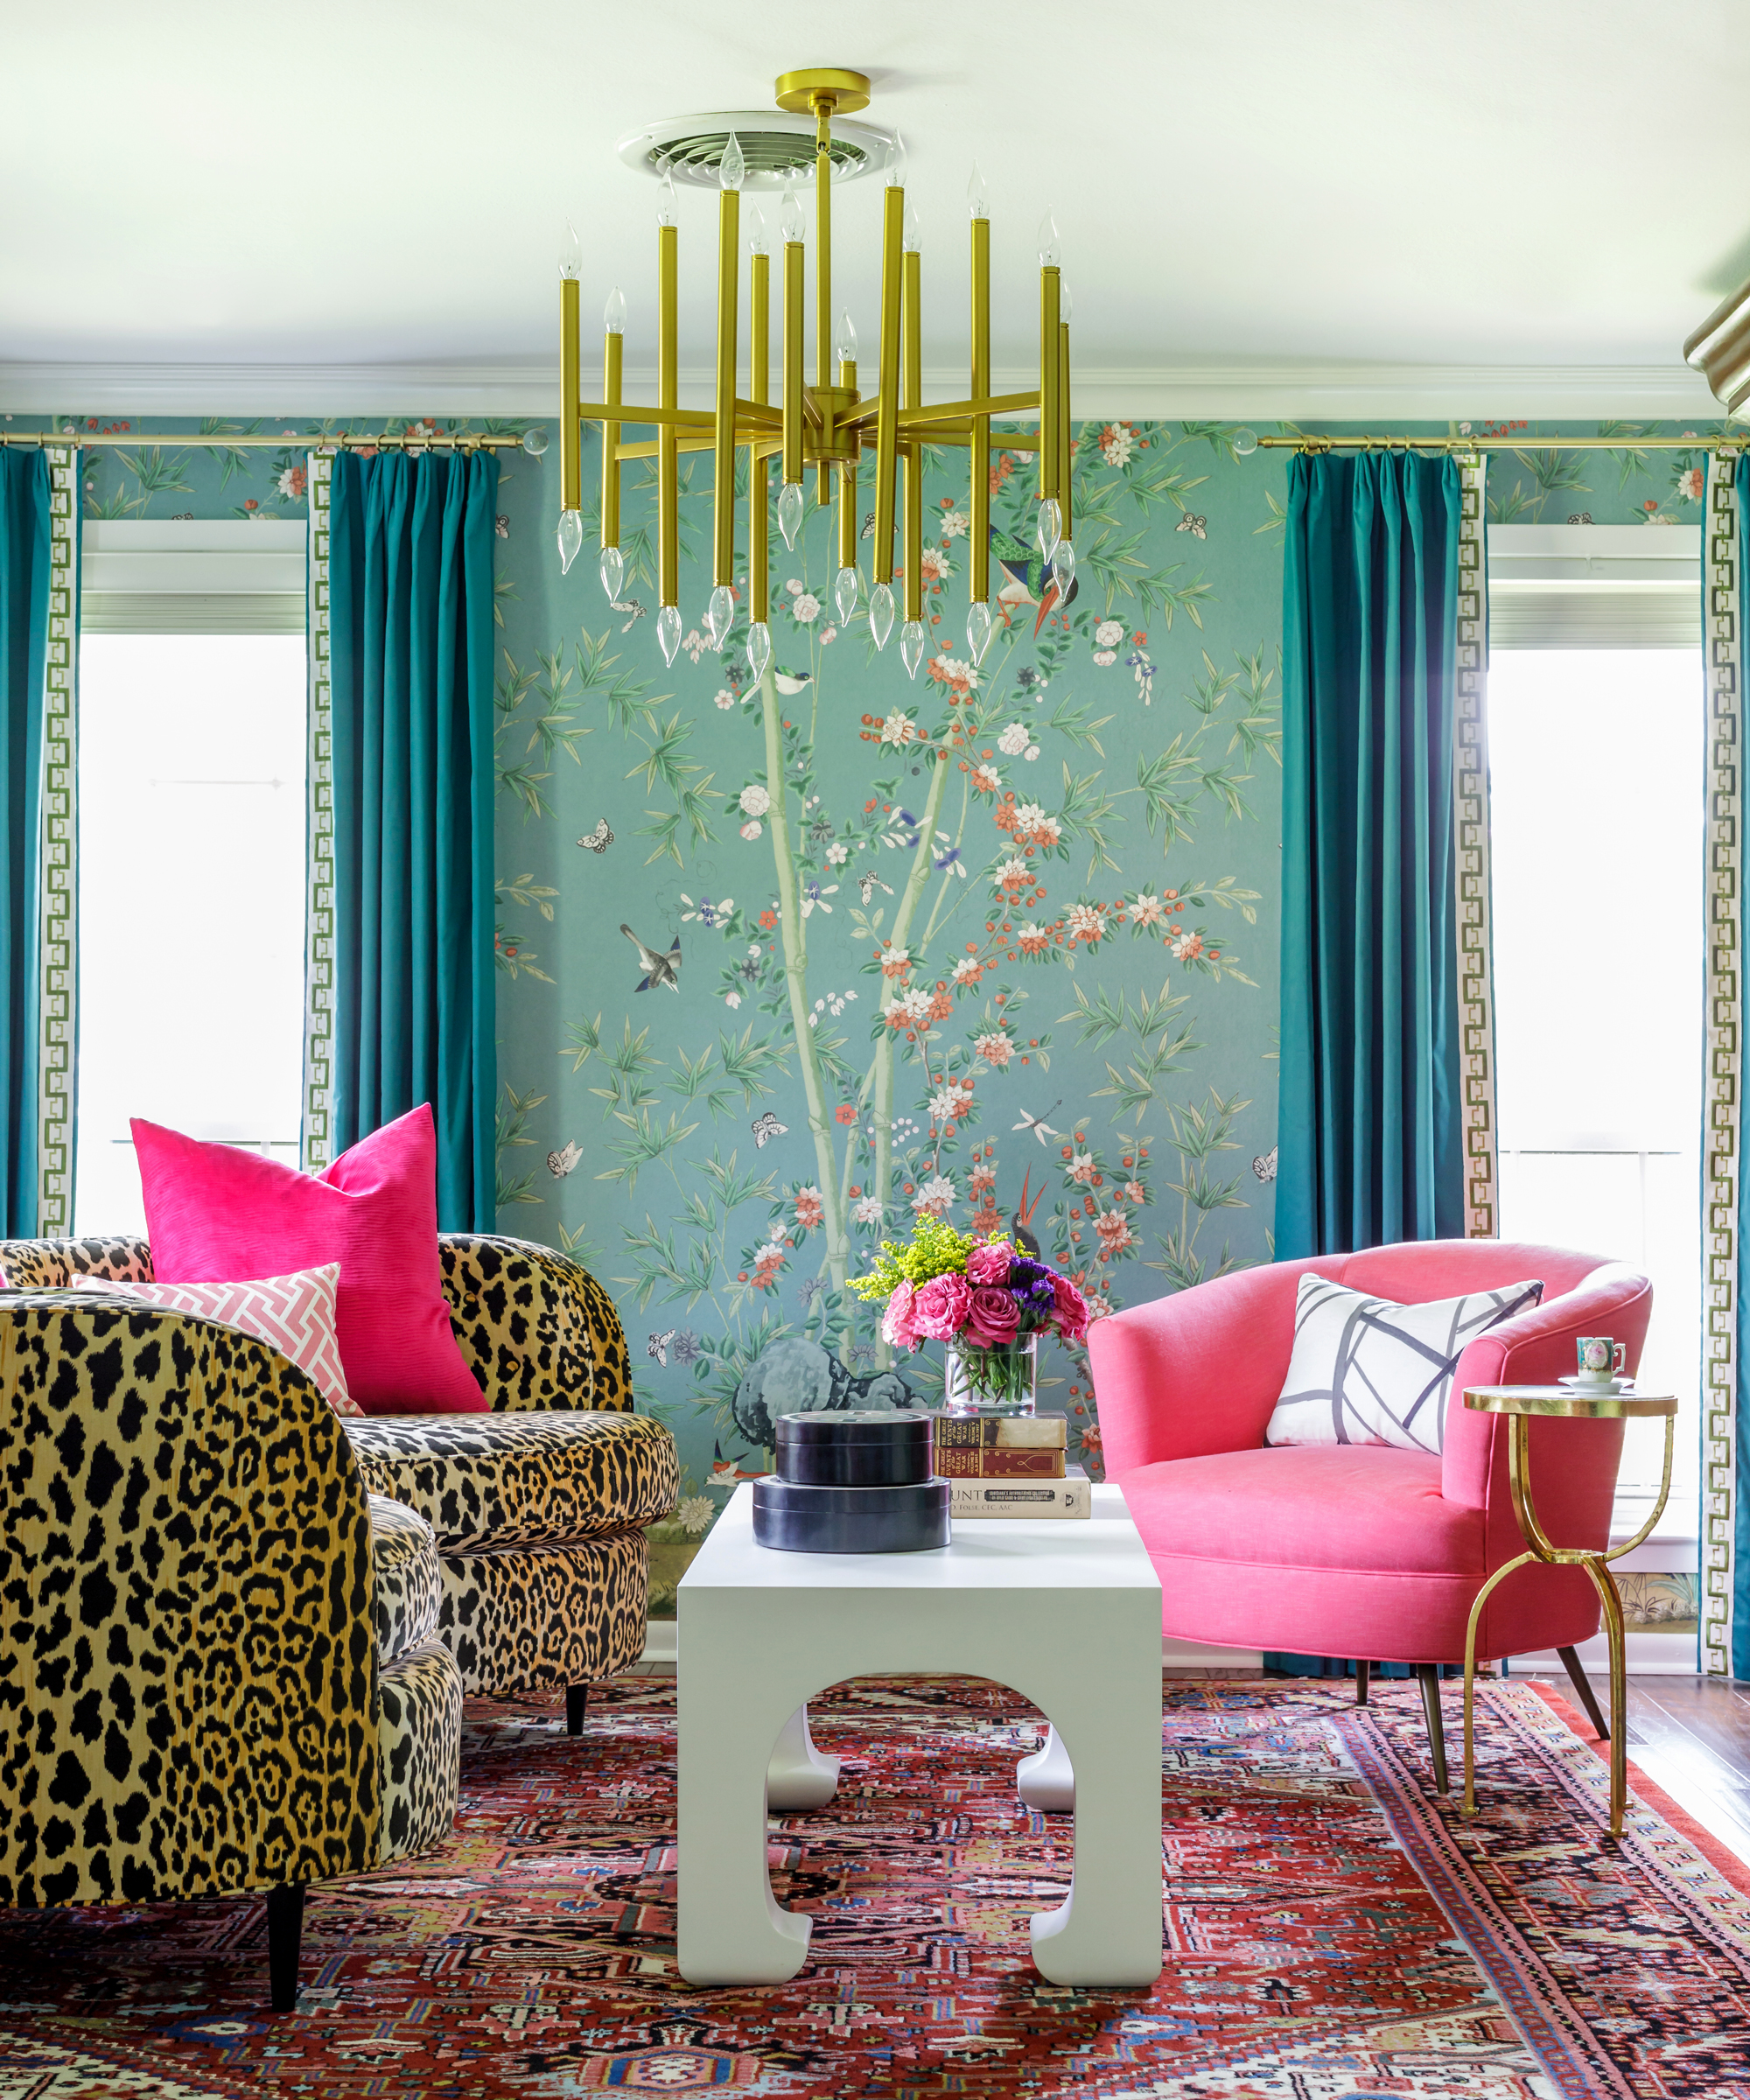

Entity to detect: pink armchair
[1088,1240,1653,1787]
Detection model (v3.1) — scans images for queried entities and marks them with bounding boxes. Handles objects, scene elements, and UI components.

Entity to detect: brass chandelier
[555,66,1074,681]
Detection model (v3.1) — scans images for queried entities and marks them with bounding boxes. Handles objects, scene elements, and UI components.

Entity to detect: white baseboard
[1514,1628,1699,1677]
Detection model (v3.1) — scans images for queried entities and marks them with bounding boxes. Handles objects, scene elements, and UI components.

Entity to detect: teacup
[1576,1337,1627,1382]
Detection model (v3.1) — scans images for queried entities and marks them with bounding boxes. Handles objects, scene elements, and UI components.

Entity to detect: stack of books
[932,1414,1089,1520]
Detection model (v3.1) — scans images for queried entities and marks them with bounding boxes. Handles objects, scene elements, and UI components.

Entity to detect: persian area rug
[2,1676,1749,2099]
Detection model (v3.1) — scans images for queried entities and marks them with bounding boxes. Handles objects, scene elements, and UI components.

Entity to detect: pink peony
[1051,1273,1091,1343]
[965,1285,1023,1348]
[965,1240,1013,1288]
[912,1271,972,1340]
[882,1277,920,1350]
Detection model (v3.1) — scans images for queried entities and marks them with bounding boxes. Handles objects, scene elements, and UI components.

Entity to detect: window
[1487,526,1703,1521]
[74,524,307,1236]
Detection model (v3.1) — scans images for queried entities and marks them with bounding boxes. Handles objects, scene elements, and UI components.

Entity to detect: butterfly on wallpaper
[547,1140,583,1179]
[648,1329,677,1367]
[861,509,877,539]
[751,1111,788,1148]
[1567,512,1594,525]
[1252,1145,1278,1183]
[1176,514,1208,539]
[857,871,894,906]
[578,818,613,855]
[610,597,646,633]
[1012,1100,1062,1145]
[621,923,682,993]
[494,514,510,540]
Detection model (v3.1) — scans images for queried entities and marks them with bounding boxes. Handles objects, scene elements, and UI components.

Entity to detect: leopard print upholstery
[0,1294,417,1908]
[436,1533,650,1696]
[0,1236,152,1289]
[438,1235,634,1412]
[377,1639,462,1863]
[369,1494,442,1663]
[346,1411,678,1550]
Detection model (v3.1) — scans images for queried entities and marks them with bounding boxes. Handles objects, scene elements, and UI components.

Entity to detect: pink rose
[882,1277,920,1350]
[965,1240,1012,1288]
[965,1285,1022,1348]
[1051,1274,1090,1343]
[912,1271,972,1340]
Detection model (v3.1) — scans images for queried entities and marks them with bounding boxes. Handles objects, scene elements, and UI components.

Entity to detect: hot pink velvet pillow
[130,1103,486,1415]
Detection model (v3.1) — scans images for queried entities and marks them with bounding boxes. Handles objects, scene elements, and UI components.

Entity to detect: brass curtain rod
[0,430,527,452]
[1259,432,1747,453]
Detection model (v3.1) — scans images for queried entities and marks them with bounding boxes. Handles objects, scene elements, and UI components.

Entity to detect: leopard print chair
[0,1233,679,1732]
[0,1282,463,2011]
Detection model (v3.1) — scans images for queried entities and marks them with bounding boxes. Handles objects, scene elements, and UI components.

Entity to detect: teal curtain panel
[327,448,499,1231]
[1277,450,1465,1258]
[0,451,48,1237]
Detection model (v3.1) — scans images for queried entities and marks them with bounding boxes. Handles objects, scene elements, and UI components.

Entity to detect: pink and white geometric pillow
[62,1262,362,1418]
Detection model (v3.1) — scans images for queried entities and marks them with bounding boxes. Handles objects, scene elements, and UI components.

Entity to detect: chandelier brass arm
[556,66,1074,678]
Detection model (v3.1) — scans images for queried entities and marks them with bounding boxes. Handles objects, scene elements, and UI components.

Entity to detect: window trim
[80,521,305,634]
[1488,522,1700,648]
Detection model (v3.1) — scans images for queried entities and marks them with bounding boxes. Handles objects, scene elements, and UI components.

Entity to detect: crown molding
[0,358,1726,422]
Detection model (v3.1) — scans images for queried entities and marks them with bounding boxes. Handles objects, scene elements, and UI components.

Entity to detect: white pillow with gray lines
[1264,1273,1544,1455]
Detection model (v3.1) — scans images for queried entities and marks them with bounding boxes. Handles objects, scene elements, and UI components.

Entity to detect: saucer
[1558,1374,1632,1396]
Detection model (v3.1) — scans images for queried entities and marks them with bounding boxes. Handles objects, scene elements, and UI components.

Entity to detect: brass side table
[1460,1383,1678,1839]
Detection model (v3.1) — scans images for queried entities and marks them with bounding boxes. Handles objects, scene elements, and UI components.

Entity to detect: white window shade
[81,520,306,634]
[1488,523,1700,649]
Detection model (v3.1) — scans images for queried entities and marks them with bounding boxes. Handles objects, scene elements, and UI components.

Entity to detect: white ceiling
[3,0,1746,416]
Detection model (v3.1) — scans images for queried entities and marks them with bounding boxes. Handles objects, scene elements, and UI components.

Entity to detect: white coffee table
[676,1480,1164,1988]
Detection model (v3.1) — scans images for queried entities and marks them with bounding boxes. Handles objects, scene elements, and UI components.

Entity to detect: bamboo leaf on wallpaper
[1597,419,1654,490]
[1165,1164,1246,1214]
[198,417,263,490]
[556,1219,607,1269]
[1199,765,1253,822]
[597,1109,701,1192]
[564,1012,604,1072]
[1041,698,1112,756]
[1060,982,1131,1047]
[1186,653,1238,718]
[604,1017,662,1082]
[700,1147,780,1213]
[496,873,557,920]
[497,760,553,818]
[494,572,518,628]
[640,777,722,866]
[575,626,665,732]
[1227,646,1282,766]
[1254,490,1287,538]
[621,1218,719,1309]
[116,447,193,500]
[627,710,707,795]
[716,1025,793,1104]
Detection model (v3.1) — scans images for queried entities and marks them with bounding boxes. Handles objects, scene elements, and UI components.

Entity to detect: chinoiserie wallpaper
[10,408,1726,1540]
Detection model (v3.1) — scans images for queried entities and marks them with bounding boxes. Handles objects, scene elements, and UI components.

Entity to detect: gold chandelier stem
[560,274,581,514]
[1039,264,1060,504]
[1058,316,1072,540]
[872,186,904,586]
[601,328,622,555]
[658,220,679,609]
[970,213,990,608]
[782,238,805,489]
[750,248,770,622]
[903,248,923,625]
[838,357,858,574]
[814,94,834,512]
[713,186,739,589]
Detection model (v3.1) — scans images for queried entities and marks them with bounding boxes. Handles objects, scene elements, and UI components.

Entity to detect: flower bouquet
[850,1216,1090,1415]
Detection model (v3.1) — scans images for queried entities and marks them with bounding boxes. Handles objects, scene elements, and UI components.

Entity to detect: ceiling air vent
[616,110,897,190]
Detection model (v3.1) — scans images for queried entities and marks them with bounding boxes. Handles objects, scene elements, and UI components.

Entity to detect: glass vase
[943,1335,1037,1417]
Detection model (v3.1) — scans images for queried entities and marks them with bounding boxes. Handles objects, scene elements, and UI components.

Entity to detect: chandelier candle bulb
[598,543,624,603]
[869,580,896,649]
[556,508,583,574]
[873,183,904,586]
[900,618,926,678]
[778,479,804,550]
[657,602,682,666]
[835,565,859,625]
[967,598,992,664]
[747,620,772,681]
[705,583,735,649]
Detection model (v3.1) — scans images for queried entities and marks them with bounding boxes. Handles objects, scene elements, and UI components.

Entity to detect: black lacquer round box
[752,1475,951,1554]
[754,1409,949,1553]
[773,1408,934,1487]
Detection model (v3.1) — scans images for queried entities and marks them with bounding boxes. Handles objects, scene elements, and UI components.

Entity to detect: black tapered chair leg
[267,1883,305,2013]
[567,1684,590,1736]
[1354,1660,1370,1706]
[1556,1644,1609,1740]
[1416,1666,1450,1795]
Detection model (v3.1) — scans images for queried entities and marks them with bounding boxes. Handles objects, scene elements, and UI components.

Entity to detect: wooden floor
[1597,1674,1750,1866]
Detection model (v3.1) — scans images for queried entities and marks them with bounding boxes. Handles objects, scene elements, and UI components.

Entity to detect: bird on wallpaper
[990,523,1078,634]
[1012,1167,1045,1256]
[773,665,813,697]
[621,923,682,992]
